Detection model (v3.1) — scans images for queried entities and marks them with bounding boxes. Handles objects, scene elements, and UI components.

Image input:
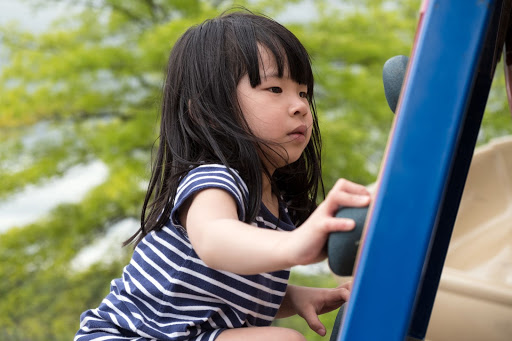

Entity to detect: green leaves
[1,0,511,339]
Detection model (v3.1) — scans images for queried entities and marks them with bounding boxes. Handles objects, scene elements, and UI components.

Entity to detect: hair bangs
[260,33,314,89]
[228,13,314,93]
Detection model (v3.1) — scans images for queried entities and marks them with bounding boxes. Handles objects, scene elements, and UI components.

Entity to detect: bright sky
[0,0,319,31]
[0,161,109,232]
[0,0,68,31]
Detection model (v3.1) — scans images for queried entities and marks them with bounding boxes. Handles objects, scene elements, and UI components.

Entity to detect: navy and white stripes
[75,165,296,341]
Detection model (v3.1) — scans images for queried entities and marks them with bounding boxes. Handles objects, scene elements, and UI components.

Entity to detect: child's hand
[284,283,352,336]
[286,179,371,266]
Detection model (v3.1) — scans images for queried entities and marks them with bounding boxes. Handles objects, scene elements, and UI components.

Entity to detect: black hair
[125,9,323,246]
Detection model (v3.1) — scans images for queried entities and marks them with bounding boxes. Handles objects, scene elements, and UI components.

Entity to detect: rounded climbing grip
[327,206,369,276]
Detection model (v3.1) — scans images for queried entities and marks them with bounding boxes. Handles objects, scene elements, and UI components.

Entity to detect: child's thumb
[302,308,326,336]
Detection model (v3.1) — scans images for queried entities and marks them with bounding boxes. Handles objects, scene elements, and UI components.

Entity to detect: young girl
[75,10,370,341]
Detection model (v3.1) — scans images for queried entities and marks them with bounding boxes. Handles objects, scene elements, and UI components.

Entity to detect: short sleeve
[170,164,249,229]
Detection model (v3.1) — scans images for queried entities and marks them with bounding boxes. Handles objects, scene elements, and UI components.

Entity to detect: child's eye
[268,87,282,93]
[299,92,308,98]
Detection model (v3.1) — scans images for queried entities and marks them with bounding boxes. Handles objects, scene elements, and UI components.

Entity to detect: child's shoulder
[187,163,240,176]
[175,163,249,222]
[181,164,247,190]
[177,163,249,202]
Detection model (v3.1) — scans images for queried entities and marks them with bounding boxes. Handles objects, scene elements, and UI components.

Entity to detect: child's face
[237,45,313,171]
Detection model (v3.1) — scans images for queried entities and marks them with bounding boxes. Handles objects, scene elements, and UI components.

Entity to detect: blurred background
[1,0,511,340]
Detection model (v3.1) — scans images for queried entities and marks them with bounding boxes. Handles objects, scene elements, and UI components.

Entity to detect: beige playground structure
[335,136,512,340]
[425,135,512,340]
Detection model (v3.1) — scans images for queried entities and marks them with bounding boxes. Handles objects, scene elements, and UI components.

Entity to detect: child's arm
[275,283,352,336]
[182,178,370,275]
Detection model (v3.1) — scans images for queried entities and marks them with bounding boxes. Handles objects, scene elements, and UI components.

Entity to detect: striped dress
[75,164,296,341]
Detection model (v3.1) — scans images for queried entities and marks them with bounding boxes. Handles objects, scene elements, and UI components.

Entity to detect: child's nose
[289,96,308,116]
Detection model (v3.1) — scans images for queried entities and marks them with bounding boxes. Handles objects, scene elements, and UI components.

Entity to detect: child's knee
[216,326,306,341]
[278,328,307,341]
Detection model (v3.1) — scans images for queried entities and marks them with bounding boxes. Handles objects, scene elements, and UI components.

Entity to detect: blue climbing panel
[334,0,508,339]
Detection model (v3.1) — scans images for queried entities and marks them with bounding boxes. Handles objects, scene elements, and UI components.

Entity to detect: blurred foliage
[1,0,511,340]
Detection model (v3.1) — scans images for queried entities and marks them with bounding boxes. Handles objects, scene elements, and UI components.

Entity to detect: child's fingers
[323,191,370,216]
[337,191,370,207]
[322,216,356,232]
[325,287,350,306]
[318,288,350,315]
[338,281,352,292]
[322,192,371,216]
[333,287,350,302]
[332,178,371,196]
